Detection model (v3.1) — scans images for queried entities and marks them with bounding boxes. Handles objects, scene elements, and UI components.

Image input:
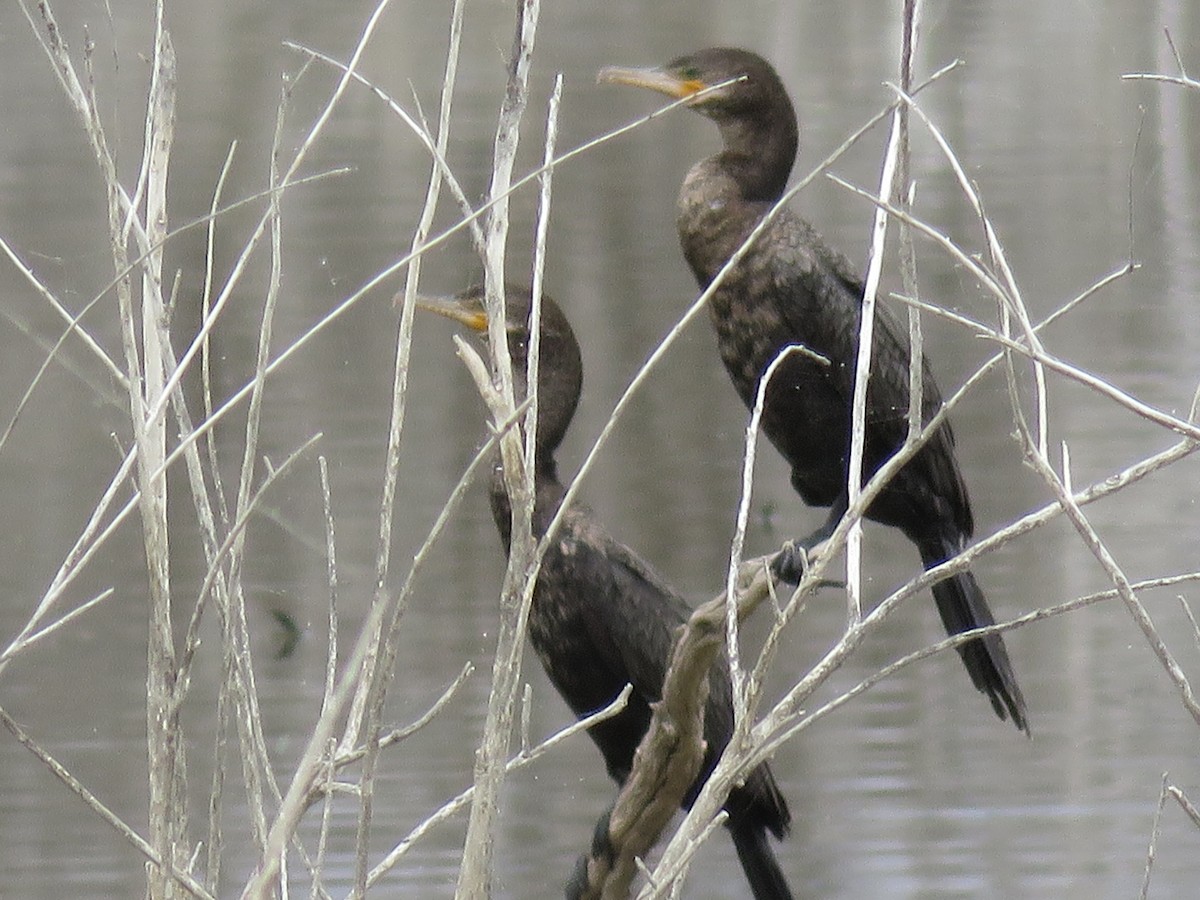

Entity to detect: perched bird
[420,284,794,899]
[599,48,1028,733]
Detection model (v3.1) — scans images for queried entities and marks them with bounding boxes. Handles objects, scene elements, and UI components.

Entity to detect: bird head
[599,48,798,200]
[415,284,582,456]
[599,47,784,127]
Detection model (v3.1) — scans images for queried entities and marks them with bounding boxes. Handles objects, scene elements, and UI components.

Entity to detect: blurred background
[0,0,1198,896]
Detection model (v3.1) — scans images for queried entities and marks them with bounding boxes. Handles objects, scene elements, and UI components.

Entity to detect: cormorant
[420,284,794,899]
[599,48,1028,733]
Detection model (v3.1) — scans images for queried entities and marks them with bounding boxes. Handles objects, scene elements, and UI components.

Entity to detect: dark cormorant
[599,48,1028,733]
[420,285,794,899]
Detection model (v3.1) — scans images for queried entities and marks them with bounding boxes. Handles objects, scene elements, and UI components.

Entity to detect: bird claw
[769,540,846,591]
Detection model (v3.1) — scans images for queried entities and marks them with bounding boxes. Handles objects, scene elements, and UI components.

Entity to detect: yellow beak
[411,294,489,333]
[597,65,706,100]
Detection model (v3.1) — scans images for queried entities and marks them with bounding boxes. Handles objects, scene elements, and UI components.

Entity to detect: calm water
[1,1,1199,897]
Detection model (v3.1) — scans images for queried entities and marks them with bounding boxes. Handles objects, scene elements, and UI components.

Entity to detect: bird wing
[552,507,737,715]
[544,508,790,839]
[767,209,973,534]
[578,517,743,737]
[552,510,692,702]
[765,211,930,427]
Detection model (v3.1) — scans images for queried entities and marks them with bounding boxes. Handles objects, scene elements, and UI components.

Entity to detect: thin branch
[570,591,723,899]
[318,456,339,723]
[456,2,544,895]
[1021,436,1200,726]
[329,663,475,771]
[199,140,239,535]
[1181,595,1200,655]
[0,588,115,665]
[0,234,125,382]
[344,0,474,876]
[760,572,1200,759]
[281,38,481,249]
[176,434,323,682]
[1123,72,1200,89]
[367,686,633,888]
[1167,783,1200,829]
[1141,773,1171,900]
[846,86,907,625]
[725,344,829,723]
[243,404,509,898]
[0,704,215,900]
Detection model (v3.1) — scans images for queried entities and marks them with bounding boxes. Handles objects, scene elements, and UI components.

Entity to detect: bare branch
[846,81,907,625]
[457,2,543,893]
[244,417,503,897]
[569,594,724,899]
[340,1,472,894]
[368,687,633,888]
[1141,773,1171,900]
[1167,783,1200,829]
[0,704,215,900]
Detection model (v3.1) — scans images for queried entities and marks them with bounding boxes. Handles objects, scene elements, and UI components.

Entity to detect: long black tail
[918,533,1029,733]
[730,820,794,900]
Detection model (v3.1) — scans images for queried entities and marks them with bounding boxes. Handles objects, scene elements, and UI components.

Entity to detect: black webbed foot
[770,541,809,584]
[566,800,616,899]
[769,518,846,589]
[770,509,841,584]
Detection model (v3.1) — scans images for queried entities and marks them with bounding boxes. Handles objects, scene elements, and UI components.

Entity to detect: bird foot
[770,538,845,591]
[770,541,809,584]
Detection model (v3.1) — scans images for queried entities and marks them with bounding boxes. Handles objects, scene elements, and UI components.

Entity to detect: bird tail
[919,533,1029,733]
[730,820,795,900]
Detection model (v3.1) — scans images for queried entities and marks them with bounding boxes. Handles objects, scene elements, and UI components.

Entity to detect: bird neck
[713,112,797,202]
[677,159,771,288]
[488,448,564,553]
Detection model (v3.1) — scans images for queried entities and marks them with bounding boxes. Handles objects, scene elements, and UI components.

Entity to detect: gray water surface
[1,1,1198,897]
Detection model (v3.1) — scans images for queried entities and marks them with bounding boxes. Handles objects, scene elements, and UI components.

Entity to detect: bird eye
[679,65,701,80]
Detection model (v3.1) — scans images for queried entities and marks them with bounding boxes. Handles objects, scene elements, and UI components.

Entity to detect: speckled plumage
[679,158,968,532]
[604,48,1027,733]
[442,285,793,899]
